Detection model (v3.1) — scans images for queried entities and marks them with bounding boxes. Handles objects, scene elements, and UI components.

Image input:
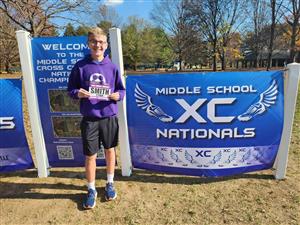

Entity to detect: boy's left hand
[109,92,120,101]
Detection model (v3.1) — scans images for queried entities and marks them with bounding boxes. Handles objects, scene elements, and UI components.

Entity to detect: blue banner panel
[31,36,106,167]
[0,79,34,172]
[127,71,284,177]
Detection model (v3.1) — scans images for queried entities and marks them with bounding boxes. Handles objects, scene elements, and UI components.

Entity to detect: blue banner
[31,36,106,167]
[0,79,34,172]
[127,71,284,177]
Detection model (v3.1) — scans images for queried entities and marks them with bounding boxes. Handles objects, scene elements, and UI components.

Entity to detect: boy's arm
[67,65,80,99]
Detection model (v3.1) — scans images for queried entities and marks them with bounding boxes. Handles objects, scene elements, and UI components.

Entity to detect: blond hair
[88,27,107,39]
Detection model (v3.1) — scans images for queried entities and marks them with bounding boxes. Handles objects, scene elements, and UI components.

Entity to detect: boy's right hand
[78,88,91,98]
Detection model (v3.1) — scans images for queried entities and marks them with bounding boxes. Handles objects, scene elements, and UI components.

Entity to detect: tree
[151,0,199,70]
[225,32,244,68]
[122,17,146,70]
[122,16,175,71]
[267,0,284,70]
[185,0,221,71]
[64,23,77,36]
[281,22,300,59]
[0,0,92,37]
[185,0,219,70]
[0,12,19,72]
[63,24,91,37]
[246,0,270,67]
[97,21,113,34]
[96,4,122,33]
[281,0,300,62]
[151,28,176,67]
[218,0,246,70]
[139,27,158,65]
[139,27,175,68]
[176,22,207,68]
[0,0,91,71]
[76,25,90,36]
[276,23,294,49]
[185,0,244,71]
[91,4,123,34]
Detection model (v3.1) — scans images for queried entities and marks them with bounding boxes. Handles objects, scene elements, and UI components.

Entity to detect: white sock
[87,181,96,191]
[107,173,114,183]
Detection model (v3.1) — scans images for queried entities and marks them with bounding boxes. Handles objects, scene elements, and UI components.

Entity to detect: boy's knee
[105,148,115,153]
[85,154,97,161]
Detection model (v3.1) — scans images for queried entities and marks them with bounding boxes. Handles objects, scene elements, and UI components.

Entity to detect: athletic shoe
[105,182,117,201]
[83,189,97,209]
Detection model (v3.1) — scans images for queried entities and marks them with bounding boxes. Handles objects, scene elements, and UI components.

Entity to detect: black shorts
[80,116,119,156]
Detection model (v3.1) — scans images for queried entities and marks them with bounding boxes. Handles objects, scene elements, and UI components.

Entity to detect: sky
[102,0,155,23]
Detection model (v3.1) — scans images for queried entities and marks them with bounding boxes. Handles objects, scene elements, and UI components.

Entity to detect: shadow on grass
[0,179,112,210]
[116,168,275,185]
[0,168,275,210]
[0,181,87,210]
[0,167,275,185]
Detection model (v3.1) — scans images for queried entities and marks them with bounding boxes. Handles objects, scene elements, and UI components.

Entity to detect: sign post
[16,30,49,177]
[274,63,300,179]
[109,28,132,176]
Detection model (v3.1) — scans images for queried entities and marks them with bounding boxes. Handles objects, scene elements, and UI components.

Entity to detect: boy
[67,27,125,209]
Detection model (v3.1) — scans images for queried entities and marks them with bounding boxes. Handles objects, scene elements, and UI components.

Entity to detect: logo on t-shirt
[89,73,111,100]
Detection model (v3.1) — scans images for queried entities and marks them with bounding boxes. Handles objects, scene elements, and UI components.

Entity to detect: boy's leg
[85,154,97,183]
[81,118,99,186]
[99,116,118,200]
[105,148,115,175]
[80,117,99,209]
[104,148,117,200]
[83,153,98,209]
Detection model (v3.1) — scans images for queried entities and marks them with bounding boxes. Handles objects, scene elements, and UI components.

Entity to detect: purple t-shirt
[67,55,125,118]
